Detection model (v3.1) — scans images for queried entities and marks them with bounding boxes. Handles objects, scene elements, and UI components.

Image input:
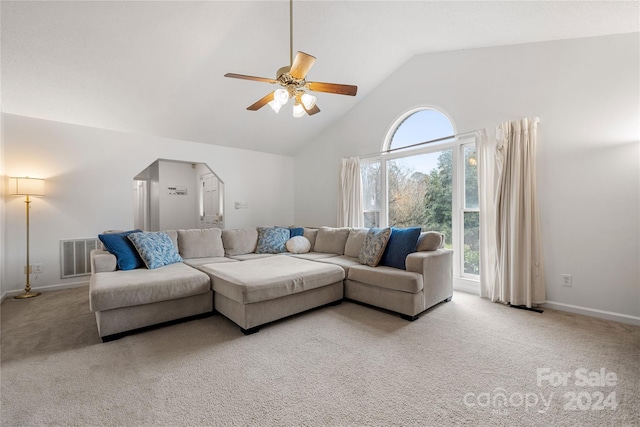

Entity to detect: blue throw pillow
[289,227,304,237]
[127,231,183,269]
[256,227,290,254]
[98,229,144,270]
[379,227,422,270]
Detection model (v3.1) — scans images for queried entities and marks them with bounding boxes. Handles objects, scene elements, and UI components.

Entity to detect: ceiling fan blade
[224,73,277,84]
[247,91,275,111]
[307,81,358,96]
[289,51,316,80]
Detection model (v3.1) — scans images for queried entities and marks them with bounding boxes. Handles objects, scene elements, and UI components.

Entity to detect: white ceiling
[2,1,638,155]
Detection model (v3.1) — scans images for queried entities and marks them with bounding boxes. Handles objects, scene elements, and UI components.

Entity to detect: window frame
[361,111,481,291]
[457,141,480,283]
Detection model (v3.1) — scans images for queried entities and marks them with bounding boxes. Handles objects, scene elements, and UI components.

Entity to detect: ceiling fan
[224,0,357,118]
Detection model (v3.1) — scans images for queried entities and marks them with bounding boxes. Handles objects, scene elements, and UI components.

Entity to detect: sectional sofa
[89,226,453,341]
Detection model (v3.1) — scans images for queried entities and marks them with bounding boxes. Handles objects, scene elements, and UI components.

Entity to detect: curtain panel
[337,157,363,228]
[479,118,546,307]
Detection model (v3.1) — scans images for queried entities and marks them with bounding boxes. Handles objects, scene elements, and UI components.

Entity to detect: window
[361,108,480,287]
[462,144,479,276]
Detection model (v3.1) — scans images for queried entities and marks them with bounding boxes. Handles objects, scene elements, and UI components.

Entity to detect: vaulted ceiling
[2,1,638,155]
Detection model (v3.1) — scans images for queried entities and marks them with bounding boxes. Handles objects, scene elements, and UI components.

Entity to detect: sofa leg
[401,314,419,321]
[241,326,260,335]
[444,296,452,302]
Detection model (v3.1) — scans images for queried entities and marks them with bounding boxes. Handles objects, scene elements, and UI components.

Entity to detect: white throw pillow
[285,236,311,254]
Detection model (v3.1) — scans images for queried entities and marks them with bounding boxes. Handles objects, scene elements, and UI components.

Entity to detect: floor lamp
[8,177,45,299]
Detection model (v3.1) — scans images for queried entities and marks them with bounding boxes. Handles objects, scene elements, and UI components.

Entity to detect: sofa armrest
[406,249,453,305]
[91,249,117,274]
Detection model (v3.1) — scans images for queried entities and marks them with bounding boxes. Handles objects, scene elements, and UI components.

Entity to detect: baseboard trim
[2,280,89,299]
[453,278,479,295]
[543,300,640,326]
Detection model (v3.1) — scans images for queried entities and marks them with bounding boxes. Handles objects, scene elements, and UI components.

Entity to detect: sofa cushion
[183,257,239,268]
[256,227,290,254]
[358,227,391,267]
[289,252,340,261]
[200,256,345,304]
[228,253,278,261]
[348,265,423,294]
[416,231,445,251]
[379,227,422,270]
[314,227,350,255]
[314,255,361,275]
[177,228,224,259]
[222,228,258,256]
[163,230,179,251]
[286,236,311,254]
[302,228,318,251]
[344,228,368,258]
[89,262,211,312]
[127,231,183,269]
[98,229,144,271]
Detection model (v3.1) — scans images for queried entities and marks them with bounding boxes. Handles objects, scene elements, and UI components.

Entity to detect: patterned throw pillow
[358,227,392,267]
[127,232,183,269]
[255,227,290,254]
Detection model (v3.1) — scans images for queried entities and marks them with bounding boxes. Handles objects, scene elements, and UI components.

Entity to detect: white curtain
[479,118,546,307]
[337,157,363,228]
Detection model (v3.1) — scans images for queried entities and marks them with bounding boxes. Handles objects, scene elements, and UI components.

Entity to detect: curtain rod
[359,129,484,160]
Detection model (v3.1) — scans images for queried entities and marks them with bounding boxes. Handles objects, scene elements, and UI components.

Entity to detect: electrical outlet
[561,274,572,287]
[32,263,43,274]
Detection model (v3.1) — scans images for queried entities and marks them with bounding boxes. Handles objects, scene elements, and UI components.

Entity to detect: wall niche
[133,159,224,231]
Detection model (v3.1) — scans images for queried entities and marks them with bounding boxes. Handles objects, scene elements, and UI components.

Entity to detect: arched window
[387,108,455,151]
[361,107,480,280]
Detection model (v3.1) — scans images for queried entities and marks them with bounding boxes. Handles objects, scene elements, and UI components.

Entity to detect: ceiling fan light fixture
[292,102,305,118]
[274,88,289,105]
[224,0,357,116]
[268,99,283,113]
[301,93,316,109]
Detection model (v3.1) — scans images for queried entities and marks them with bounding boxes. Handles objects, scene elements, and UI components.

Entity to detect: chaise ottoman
[200,256,345,334]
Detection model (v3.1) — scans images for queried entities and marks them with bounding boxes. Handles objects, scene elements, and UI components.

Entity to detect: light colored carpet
[1,287,638,426]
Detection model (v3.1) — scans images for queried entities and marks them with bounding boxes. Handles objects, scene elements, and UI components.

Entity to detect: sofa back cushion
[344,228,368,258]
[314,227,350,255]
[302,228,318,251]
[177,228,224,259]
[379,227,422,270]
[222,228,258,256]
[416,231,445,251]
[163,230,179,251]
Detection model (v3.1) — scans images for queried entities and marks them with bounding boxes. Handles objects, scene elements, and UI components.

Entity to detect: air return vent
[60,238,100,279]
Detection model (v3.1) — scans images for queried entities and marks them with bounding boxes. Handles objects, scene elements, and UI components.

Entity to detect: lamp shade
[8,177,45,196]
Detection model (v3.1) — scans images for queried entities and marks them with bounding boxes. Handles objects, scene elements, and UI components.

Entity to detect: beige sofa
[90,227,453,340]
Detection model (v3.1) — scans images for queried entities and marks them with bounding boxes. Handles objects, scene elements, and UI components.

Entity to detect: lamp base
[14,291,41,299]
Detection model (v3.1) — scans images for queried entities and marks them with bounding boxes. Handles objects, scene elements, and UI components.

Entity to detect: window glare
[390,109,455,150]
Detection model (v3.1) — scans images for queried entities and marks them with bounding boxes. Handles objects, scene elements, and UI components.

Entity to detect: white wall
[2,115,294,296]
[158,160,198,230]
[294,33,640,321]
